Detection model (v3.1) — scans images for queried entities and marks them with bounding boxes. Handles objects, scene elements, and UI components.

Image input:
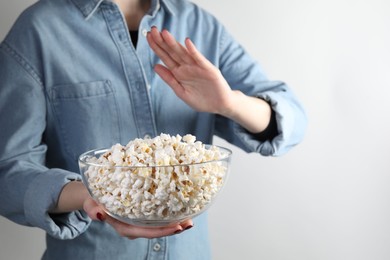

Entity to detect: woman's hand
[146,26,234,115]
[146,27,273,134]
[83,197,193,239]
[52,181,193,239]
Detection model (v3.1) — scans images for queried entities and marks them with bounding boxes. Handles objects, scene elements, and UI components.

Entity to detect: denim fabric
[0,0,307,259]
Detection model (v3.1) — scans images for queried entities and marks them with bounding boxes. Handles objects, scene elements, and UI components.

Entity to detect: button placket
[148,238,167,259]
[103,6,157,139]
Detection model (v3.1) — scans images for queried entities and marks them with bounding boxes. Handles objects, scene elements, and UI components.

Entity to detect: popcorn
[84,133,228,221]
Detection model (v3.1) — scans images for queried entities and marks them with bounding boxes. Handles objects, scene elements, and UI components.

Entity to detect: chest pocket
[49,80,121,160]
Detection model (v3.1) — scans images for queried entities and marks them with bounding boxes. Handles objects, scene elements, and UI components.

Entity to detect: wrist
[218,90,272,133]
[51,181,90,213]
[217,90,244,119]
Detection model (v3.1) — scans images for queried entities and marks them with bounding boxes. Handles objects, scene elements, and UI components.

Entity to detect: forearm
[221,90,272,134]
[51,181,90,213]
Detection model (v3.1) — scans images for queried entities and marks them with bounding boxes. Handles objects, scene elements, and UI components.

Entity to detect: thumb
[83,197,106,221]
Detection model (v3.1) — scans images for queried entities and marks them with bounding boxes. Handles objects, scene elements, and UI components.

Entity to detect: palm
[147,27,233,114]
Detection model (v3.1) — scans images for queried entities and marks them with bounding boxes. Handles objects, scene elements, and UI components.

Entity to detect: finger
[83,197,106,221]
[169,219,194,235]
[161,29,195,65]
[154,64,185,98]
[132,224,183,239]
[105,216,183,239]
[180,219,194,230]
[147,28,179,69]
[185,38,211,68]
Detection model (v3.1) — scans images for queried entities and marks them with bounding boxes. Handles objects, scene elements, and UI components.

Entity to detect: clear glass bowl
[79,145,232,227]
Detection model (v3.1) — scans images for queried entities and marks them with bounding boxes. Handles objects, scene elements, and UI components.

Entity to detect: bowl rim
[78,144,232,168]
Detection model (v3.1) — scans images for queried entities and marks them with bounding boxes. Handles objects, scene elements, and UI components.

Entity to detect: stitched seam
[0,42,43,89]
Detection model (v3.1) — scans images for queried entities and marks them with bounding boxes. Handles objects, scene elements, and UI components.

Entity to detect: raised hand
[146,26,235,116]
[146,27,273,134]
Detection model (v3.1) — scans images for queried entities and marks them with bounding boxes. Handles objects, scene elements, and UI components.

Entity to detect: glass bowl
[78,145,232,227]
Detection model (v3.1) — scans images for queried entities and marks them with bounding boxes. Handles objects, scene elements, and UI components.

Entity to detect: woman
[0,0,307,259]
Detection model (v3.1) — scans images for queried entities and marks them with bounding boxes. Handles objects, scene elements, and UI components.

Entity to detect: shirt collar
[160,0,176,16]
[70,0,176,20]
[70,0,104,19]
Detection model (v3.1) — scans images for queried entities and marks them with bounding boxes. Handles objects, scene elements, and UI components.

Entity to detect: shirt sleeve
[0,43,91,239]
[214,26,308,156]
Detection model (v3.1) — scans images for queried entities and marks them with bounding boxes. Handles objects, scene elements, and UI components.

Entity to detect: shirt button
[153,243,161,251]
[144,134,151,139]
[142,29,148,37]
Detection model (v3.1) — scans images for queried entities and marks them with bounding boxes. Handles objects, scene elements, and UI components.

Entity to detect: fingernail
[184,225,193,231]
[96,212,105,221]
[174,228,183,234]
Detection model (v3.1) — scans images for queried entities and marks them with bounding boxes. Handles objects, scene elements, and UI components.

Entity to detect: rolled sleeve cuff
[24,169,91,240]
[233,122,277,156]
[234,91,306,156]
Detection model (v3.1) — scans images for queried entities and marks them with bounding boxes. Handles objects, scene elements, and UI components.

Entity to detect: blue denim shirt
[0,0,307,259]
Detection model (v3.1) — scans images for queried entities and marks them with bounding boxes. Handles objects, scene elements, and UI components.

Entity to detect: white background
[1,0,390,259]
